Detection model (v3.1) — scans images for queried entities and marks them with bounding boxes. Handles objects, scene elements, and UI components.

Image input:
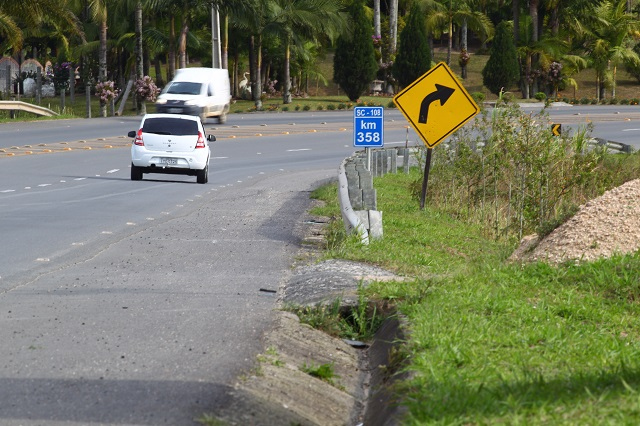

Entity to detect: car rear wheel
[217,112,227,124]
[196,164,208,184]
[131,164,143,181]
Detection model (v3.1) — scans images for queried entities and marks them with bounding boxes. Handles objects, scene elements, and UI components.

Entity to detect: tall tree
[0,0,81,53]
[88,0,109,116]
[482,20,519,95]
[264,0,345,104]
[333,0,377,101]
[427,0,493,66]
[393,3,431,89]
[572,0,640,100]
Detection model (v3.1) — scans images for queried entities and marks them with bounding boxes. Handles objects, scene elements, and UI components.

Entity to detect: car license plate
[168,108,182,113]
[159,158,178,165]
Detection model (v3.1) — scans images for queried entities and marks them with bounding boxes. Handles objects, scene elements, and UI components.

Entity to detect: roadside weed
[287,284,388,342]
[257,346,284,367]
[300,362,338,385]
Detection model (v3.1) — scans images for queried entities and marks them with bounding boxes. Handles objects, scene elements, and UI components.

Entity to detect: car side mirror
[207,134,216,142]
[128,131,136,138]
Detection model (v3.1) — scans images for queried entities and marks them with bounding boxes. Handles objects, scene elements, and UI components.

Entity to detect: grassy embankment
[310,160,640,424]
[304,91,640,423]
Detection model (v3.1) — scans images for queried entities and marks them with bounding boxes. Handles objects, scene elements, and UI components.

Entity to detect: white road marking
[287,149,311,152]
[38,184,52,187]
[622,128,640,132]
[212,156,228,159]
[74,178,86,181]
[0,190,15,193]
[107,169,119,173]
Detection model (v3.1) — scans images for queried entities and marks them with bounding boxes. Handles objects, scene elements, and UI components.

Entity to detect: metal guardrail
[588,138,634,154]
[338,148,416,243]
[0,101,57,117]
[338,157,369,245]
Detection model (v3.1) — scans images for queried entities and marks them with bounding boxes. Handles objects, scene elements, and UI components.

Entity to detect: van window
[143,117,199,136]
[165,81,202,95]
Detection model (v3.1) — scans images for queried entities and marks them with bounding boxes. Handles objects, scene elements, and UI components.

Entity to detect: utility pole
[211,5,222,68]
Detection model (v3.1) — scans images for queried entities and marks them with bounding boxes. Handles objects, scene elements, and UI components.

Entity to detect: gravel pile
[514,179,640,264]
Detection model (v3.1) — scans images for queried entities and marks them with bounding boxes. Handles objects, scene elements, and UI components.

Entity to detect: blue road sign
[354,106,384,147]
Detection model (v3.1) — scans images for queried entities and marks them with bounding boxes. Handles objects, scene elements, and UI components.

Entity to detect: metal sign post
[393,62,480,209]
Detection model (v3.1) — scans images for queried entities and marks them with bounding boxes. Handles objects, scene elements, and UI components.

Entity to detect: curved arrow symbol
[418,84,455,124]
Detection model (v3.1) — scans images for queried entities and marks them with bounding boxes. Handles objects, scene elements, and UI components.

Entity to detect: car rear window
[142,118,199,136]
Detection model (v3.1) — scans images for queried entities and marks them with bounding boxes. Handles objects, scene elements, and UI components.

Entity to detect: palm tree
[572,0,640,100]
[87,0,110,116]
[0,0,81,53]
[263,0,345,104]
[426,0,493,66]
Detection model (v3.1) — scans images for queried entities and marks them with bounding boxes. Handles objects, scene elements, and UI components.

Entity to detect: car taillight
[196,132,206,149]
[134,128,144,146]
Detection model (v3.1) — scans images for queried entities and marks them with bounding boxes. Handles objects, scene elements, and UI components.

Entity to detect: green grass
[300,362,339,386]
[312,168,640,425]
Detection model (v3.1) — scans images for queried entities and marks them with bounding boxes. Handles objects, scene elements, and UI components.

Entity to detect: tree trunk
[135,1,145,115]
[390,0,398,54]
[512,0,519,44]
[374,0,381,63]
[168,17,176,81]
[447,6,453,65]
[529,0,539,99]
[232,51,239,97]
[154,54,164,87]
[222,14,228,69]
[178,17,188,69]
[530,0,539,42]
[461,19,468,79]
[250,35,262,109]
[99,18,108,117]
[283,41,291,104]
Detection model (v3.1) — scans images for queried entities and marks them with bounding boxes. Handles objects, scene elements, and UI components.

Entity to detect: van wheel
[200,113,207,124]
[217,113,227,124]
[196,164,208,184]
[131,164,143,181]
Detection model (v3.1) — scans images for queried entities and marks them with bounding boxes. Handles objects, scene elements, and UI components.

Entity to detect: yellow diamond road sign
[394,62,480,148]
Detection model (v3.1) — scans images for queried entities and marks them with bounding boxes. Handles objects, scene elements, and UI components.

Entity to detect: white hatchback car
[128,113,214,184]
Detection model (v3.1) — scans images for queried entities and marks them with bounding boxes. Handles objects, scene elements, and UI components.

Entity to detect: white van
[155,67,231,124]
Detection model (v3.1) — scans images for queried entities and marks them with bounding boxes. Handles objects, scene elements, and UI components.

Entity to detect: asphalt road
[0,111,419,425]
[0,105,639,425]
